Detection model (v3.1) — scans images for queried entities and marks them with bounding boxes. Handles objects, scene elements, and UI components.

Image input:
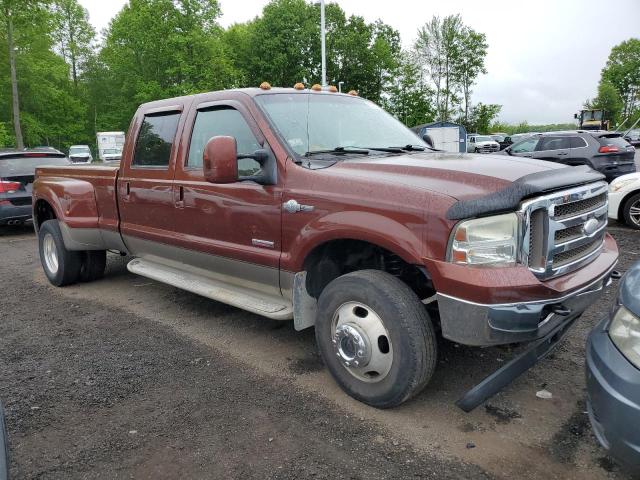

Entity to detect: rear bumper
[586,318,640,474]
[0,202,32,225]
[437,263,615,346]
[597,162,636,182]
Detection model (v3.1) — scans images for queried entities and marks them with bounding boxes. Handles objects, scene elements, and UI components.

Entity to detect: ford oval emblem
[583,218,599,236]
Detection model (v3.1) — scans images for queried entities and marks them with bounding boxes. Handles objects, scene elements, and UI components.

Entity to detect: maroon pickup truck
[32,86,619,410]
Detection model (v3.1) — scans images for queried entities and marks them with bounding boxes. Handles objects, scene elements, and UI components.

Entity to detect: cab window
[188,108,262,177]
[133,112,181,167]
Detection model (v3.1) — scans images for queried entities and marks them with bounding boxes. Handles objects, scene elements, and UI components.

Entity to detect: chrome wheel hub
[43,233,59,274]
[331,302,393,383]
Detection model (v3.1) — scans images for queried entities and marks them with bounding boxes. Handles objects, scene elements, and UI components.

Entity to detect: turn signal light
[598,145,619,153]
[0,180,21,193]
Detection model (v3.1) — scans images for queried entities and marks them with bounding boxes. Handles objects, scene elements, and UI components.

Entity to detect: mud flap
[456,316,579,412]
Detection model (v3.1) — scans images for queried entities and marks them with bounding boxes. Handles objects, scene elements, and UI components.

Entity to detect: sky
[78,0,640,125]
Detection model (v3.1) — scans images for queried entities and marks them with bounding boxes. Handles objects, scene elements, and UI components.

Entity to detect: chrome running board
[127,258,293,320]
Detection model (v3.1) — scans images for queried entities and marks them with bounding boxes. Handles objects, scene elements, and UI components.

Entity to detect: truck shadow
[0,224,34,238]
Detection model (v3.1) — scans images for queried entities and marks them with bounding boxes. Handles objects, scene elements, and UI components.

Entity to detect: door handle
[557,152,569,156]
[123,181,131,200]
[175,185,184,208]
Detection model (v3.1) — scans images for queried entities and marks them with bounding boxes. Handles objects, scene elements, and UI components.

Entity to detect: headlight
[610,178,638,193]
[609,306,640,369]
[449,213,519,266]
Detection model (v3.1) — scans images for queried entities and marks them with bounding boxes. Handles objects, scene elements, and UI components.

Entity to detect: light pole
[338,81,344,93]
[320,0,327,87]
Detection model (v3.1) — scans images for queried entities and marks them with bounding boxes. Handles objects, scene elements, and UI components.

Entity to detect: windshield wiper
[305,146,370,156]
[390,144,426,151]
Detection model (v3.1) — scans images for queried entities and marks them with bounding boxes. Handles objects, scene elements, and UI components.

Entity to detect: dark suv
[500,131,636,182]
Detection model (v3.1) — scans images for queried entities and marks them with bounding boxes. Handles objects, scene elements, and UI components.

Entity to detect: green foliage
[383,51,435,127]
[601,38,640,120]
[585,80,624,126]
[0,122,13,147]
[465,103,501,134]
[489,121,578,135]
[455,27,487,124]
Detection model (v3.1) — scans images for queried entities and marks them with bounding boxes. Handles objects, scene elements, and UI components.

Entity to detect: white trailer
[96,131,125,161]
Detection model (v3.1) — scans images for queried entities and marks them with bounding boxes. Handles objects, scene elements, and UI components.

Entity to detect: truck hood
[329,151,567,202]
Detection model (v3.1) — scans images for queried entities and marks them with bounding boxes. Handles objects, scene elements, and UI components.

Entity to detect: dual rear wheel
[38,220,106,286]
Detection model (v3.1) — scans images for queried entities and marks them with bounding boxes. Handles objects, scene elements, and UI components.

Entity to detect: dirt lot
[1,222,639,479]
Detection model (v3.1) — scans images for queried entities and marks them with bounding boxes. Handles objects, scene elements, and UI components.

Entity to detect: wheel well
[33,199,57,231]
[302,239,434,300]
[618,189,640,220]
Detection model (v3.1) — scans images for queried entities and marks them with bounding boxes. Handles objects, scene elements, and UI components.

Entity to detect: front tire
[315,270,437,408]
[622,192,640,230]
[38,220,82,286]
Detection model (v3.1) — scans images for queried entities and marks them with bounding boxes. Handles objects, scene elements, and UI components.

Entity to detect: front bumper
[437,264,615,346]
[586,318,640,473]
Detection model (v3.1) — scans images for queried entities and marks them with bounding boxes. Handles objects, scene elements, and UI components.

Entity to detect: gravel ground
[1,222,639,480]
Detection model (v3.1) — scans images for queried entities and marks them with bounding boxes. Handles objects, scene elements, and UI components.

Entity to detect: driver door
[171,101,283,297]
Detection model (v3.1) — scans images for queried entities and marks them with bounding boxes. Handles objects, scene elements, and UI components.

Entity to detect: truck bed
[34,165,120,233]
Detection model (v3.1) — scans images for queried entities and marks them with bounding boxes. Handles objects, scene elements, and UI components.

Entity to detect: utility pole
[6,8,24,149]
[320,0,326,87]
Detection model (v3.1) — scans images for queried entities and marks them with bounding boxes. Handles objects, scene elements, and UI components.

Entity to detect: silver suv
[499,130,636,182]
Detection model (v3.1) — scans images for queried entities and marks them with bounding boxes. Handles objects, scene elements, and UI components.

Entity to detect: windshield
[475,136,492,142]
[255,93,426,156]
[69,146,90,155]
[582,110,603,121]
[104,149,120,155]
[490,135,505,142]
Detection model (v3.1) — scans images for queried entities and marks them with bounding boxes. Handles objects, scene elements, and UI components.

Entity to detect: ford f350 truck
[32,86,619,410]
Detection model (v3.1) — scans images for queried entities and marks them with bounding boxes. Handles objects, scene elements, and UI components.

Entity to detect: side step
[127,258,293,320]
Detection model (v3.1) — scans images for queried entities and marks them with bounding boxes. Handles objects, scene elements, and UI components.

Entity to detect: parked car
[68,145,93,163]
[97,131,125,161]
[586,260,640,474]
[624,129,640,147]
[102,148,122,163]
[466,134,500,153]
[33,86,618,410]
[608,173,640,229]
[500,131,637,182]
[1,149,70,226]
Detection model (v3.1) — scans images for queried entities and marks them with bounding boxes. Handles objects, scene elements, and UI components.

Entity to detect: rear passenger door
[118,107,186,257]
[533,136,570,163]
[509,137,539,158]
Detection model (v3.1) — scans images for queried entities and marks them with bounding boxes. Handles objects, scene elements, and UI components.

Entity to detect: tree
[414,14,464,122]
[52,0,95,86]
[95,0,237,130]
[454,27,487,125]
[585,80,624,126]
[466,103,501,134]
[384,51,435,127]
[601,38,640,121]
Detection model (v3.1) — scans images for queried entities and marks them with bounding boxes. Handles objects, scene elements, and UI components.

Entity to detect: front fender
[281,210,425,272]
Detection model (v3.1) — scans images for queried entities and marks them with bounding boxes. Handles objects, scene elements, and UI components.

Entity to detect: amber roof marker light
[328,85,338,93]
[294,82,305,90]
[311,84,322,91]
[259,81,272,90]
[348,90,358,96]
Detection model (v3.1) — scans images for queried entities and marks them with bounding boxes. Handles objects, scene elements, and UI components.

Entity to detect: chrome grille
[553,193,606,220]
[520,181,608,279]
